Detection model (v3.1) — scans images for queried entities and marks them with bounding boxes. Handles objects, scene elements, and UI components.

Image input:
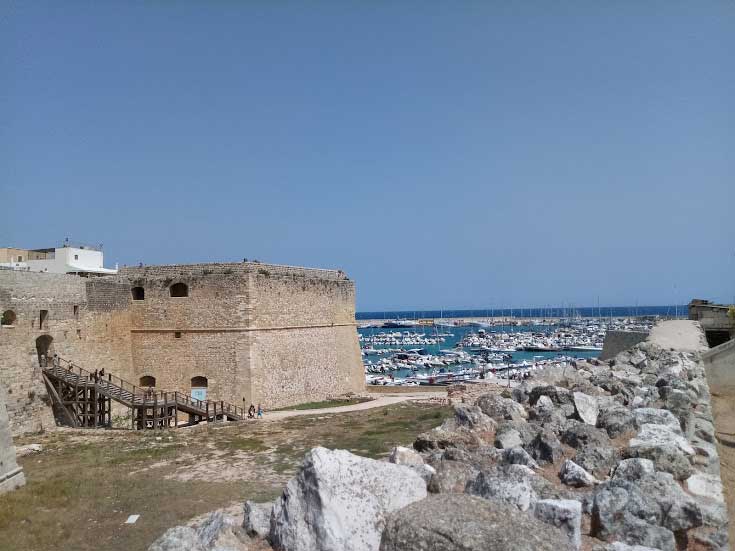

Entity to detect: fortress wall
[120,263,364,408]
[0,261,364,432]
[0,271,133,435]
[121,265,253,402]
[249,270,364,408]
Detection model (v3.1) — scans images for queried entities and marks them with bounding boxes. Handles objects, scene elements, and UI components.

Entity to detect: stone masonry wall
[0,261,364,435]
[0,271,133,436]
[120,262,364,408]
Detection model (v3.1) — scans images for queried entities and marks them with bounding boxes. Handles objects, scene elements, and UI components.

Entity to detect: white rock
[629,423,695,457]
[632,408,682,434]
[243,501,272,538]
[533,499,582,550]
[572,392,598,426]
[687,472,724,502]
[388,446,424,466]
[270,447,427,551]
[559,459,597,487]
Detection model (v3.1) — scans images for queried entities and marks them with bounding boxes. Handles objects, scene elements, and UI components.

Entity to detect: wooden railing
[48,356,245,420]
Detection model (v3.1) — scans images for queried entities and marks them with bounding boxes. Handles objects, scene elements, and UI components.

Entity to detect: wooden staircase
[43,357,244,430]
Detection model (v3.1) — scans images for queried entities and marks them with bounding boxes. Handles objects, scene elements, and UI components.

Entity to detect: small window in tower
[174,331,182,339]
[74,254,79,260]
[77,329,82,338]
[131,287,145,300]
[73,305,79,319]
[170,282,189,297]
[39,310,48,329]
[17,256,22,262]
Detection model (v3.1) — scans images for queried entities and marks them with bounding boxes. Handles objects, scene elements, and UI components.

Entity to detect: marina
[360,315,658,387]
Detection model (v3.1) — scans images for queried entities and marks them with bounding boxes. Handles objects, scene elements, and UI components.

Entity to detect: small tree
[729,305,735,324]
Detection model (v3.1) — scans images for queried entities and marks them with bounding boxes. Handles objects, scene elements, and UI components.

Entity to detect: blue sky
[2,2,733,310]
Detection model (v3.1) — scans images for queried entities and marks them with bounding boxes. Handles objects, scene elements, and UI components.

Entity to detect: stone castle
[0,252,364,436]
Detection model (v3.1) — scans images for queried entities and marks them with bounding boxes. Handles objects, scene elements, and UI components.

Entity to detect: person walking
[248,404,256,419]
[257,404,263,418]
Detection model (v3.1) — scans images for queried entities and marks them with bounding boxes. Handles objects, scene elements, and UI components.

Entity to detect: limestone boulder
[243,501,272,538]
[632,408,682,434]
[559,459,597,488]
[533,499,582,550]
[597,405,636,438]
[495,428,522,449]
[622,444,693,481]
[427,460,477,494]
[269,447,427,551]
[629,423,695,457]
[611,458,655,483]
[527,426,563,465]
[573,392,598,426]
[453,404,498,432]
[379,494,575,551]
[467,464,538,511]
[149,511,248,551]
[475,393,528,422]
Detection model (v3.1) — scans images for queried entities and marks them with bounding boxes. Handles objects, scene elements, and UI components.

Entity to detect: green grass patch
[216,436,269,452]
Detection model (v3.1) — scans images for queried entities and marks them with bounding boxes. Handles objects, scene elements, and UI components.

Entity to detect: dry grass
[1,401,451,551]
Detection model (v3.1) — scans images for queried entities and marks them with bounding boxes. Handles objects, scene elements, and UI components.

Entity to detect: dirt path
[260,391,448,421]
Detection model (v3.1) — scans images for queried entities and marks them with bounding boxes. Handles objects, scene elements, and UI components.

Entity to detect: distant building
[689,299,733,347]
[0,244,117,276]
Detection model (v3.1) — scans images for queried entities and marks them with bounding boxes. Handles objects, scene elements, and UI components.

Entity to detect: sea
[356,305,688,321]
[357,305,688,378]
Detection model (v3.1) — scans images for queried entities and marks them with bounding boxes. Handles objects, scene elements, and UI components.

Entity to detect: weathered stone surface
[591,482,675,549]
[592,470,703,548]
[475,393,528,422]
[530,385,574,407]
[414,423,485,452]
[269,447,427,551]
[149,526,204,551]
[501,447,539,469]
[611,458,655,482]
[632,408,682,434]
[573,392,599,426]
[687,472,724,502]
[149,512,247,551]
[379,494,575,551]
[392,451,436,484]
[562,423,611,450]
[427,460,477,494]
[533,499,582,550]
[467,465,538,511]
[388,446,424,466]
[243,501,272,538]
[629,424,695,457]
[559,459,597,487]
[593,543,661,551]
[597,405,636,438]
[495,428,522,449]
[198,511,248,550]
[528,427,563,465]
[622,445,693,481]
[574,445,618,478]
[453,404,497,432]
[496,420,539,447]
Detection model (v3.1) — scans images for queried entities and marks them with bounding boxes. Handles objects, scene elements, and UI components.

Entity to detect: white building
[0,244,118,275]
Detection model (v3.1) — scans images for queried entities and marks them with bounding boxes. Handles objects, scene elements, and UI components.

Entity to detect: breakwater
[149,320,728,551]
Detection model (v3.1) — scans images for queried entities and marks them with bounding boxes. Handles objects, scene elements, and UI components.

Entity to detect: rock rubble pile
[149,323,728,551]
